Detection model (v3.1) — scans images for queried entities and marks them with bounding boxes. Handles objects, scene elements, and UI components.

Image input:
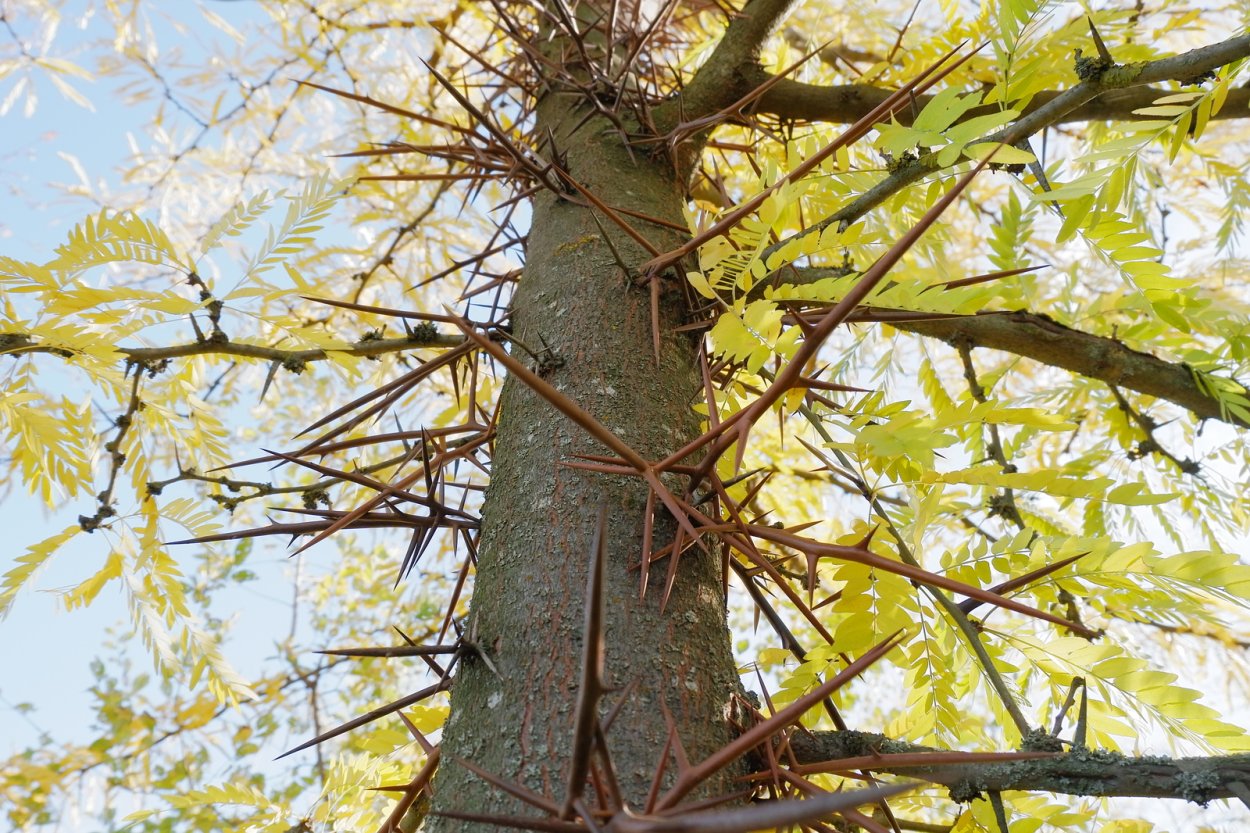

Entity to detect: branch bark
[753,33,1250,277]
[760,276,1250,430]
[665,0,796,123]
[785,730,1250,805]
[750,76,1250,126]
[887,310,1250,430]
[0,331,464,367]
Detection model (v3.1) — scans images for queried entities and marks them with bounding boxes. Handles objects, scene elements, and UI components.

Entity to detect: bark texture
[751,76,1250,126]
[787,731,1250,804]
[427,95,740,829]
[889,311,1250,429]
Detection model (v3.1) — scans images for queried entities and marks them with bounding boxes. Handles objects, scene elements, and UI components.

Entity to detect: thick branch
[786,730,1250,804]
[763,277,1250,429]
[887,310,1250,430]
[751,77,1250,126]
[0,331,464,367]
[756,33,1250,274]
[665,0,796,123]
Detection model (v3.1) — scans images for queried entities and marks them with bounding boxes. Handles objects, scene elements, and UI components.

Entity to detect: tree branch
[145,446,429,512]
[761,261,1250,431]
[886,310,1250,430]
[784,730,1250,805]
[665,0,797,123]
[0,331,464,369]
[749,76,1250,126]
[753,34,1250,285]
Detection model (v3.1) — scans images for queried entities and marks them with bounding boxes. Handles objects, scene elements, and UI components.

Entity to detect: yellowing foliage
[3,1,1250,832]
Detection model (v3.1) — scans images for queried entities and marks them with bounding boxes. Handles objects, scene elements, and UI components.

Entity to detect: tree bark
[888,311,1250,429]
[786,730,1250,805]
[428,94,740,829]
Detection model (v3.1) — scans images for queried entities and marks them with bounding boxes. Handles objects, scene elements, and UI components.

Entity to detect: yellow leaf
[1106,482,1178,506]
[964,142,1036,164]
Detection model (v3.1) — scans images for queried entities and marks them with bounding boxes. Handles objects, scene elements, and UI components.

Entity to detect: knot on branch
[1020,728,1065,753]
[1176,769,1222,805]
[79,504,116,532]
[407,321,440,343]
[1074,49,1116,82]
[302,488,330,509]
[1180,69,1218,86]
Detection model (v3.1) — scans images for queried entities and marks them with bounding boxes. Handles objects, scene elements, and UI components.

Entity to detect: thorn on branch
[1086,16,1114,65]
[987,790,1010,833]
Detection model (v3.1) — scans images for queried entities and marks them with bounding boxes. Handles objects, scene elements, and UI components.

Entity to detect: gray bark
[427,94,741,830]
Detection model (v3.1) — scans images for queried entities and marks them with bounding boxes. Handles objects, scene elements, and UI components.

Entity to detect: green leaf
[964,142,1036,163]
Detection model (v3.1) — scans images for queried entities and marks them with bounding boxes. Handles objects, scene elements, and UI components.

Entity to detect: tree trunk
[428,95,740,827]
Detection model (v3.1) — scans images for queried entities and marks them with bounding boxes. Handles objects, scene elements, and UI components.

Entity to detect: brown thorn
[395,712,436,755]
[919,263,1047,294]
[374,746,440,833]
[296,80,475,136]
[572,798,604,833]
[421,60,562,195]
[440,546,475,642]
[586,210,635,281]
[654,631,904,810]
[642,468,709,583]
[431,810,582,833]
[548,165,662,257]
[1087,16,1114,64]
[958,550,1090,615]
[448,312,650,470]
[748,522,1098,637]
[650,275,662,365]
[601,677,639,733]
[592,724,624,812]
[634,783,915,833]
[644,727,676,814]
[639,488,657,601]
[276,679,449,759]
[454,756,562,815]
[561,506,610,819]
[659,700,691,774]
[316,645,458,658]
[300,295,461,323]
